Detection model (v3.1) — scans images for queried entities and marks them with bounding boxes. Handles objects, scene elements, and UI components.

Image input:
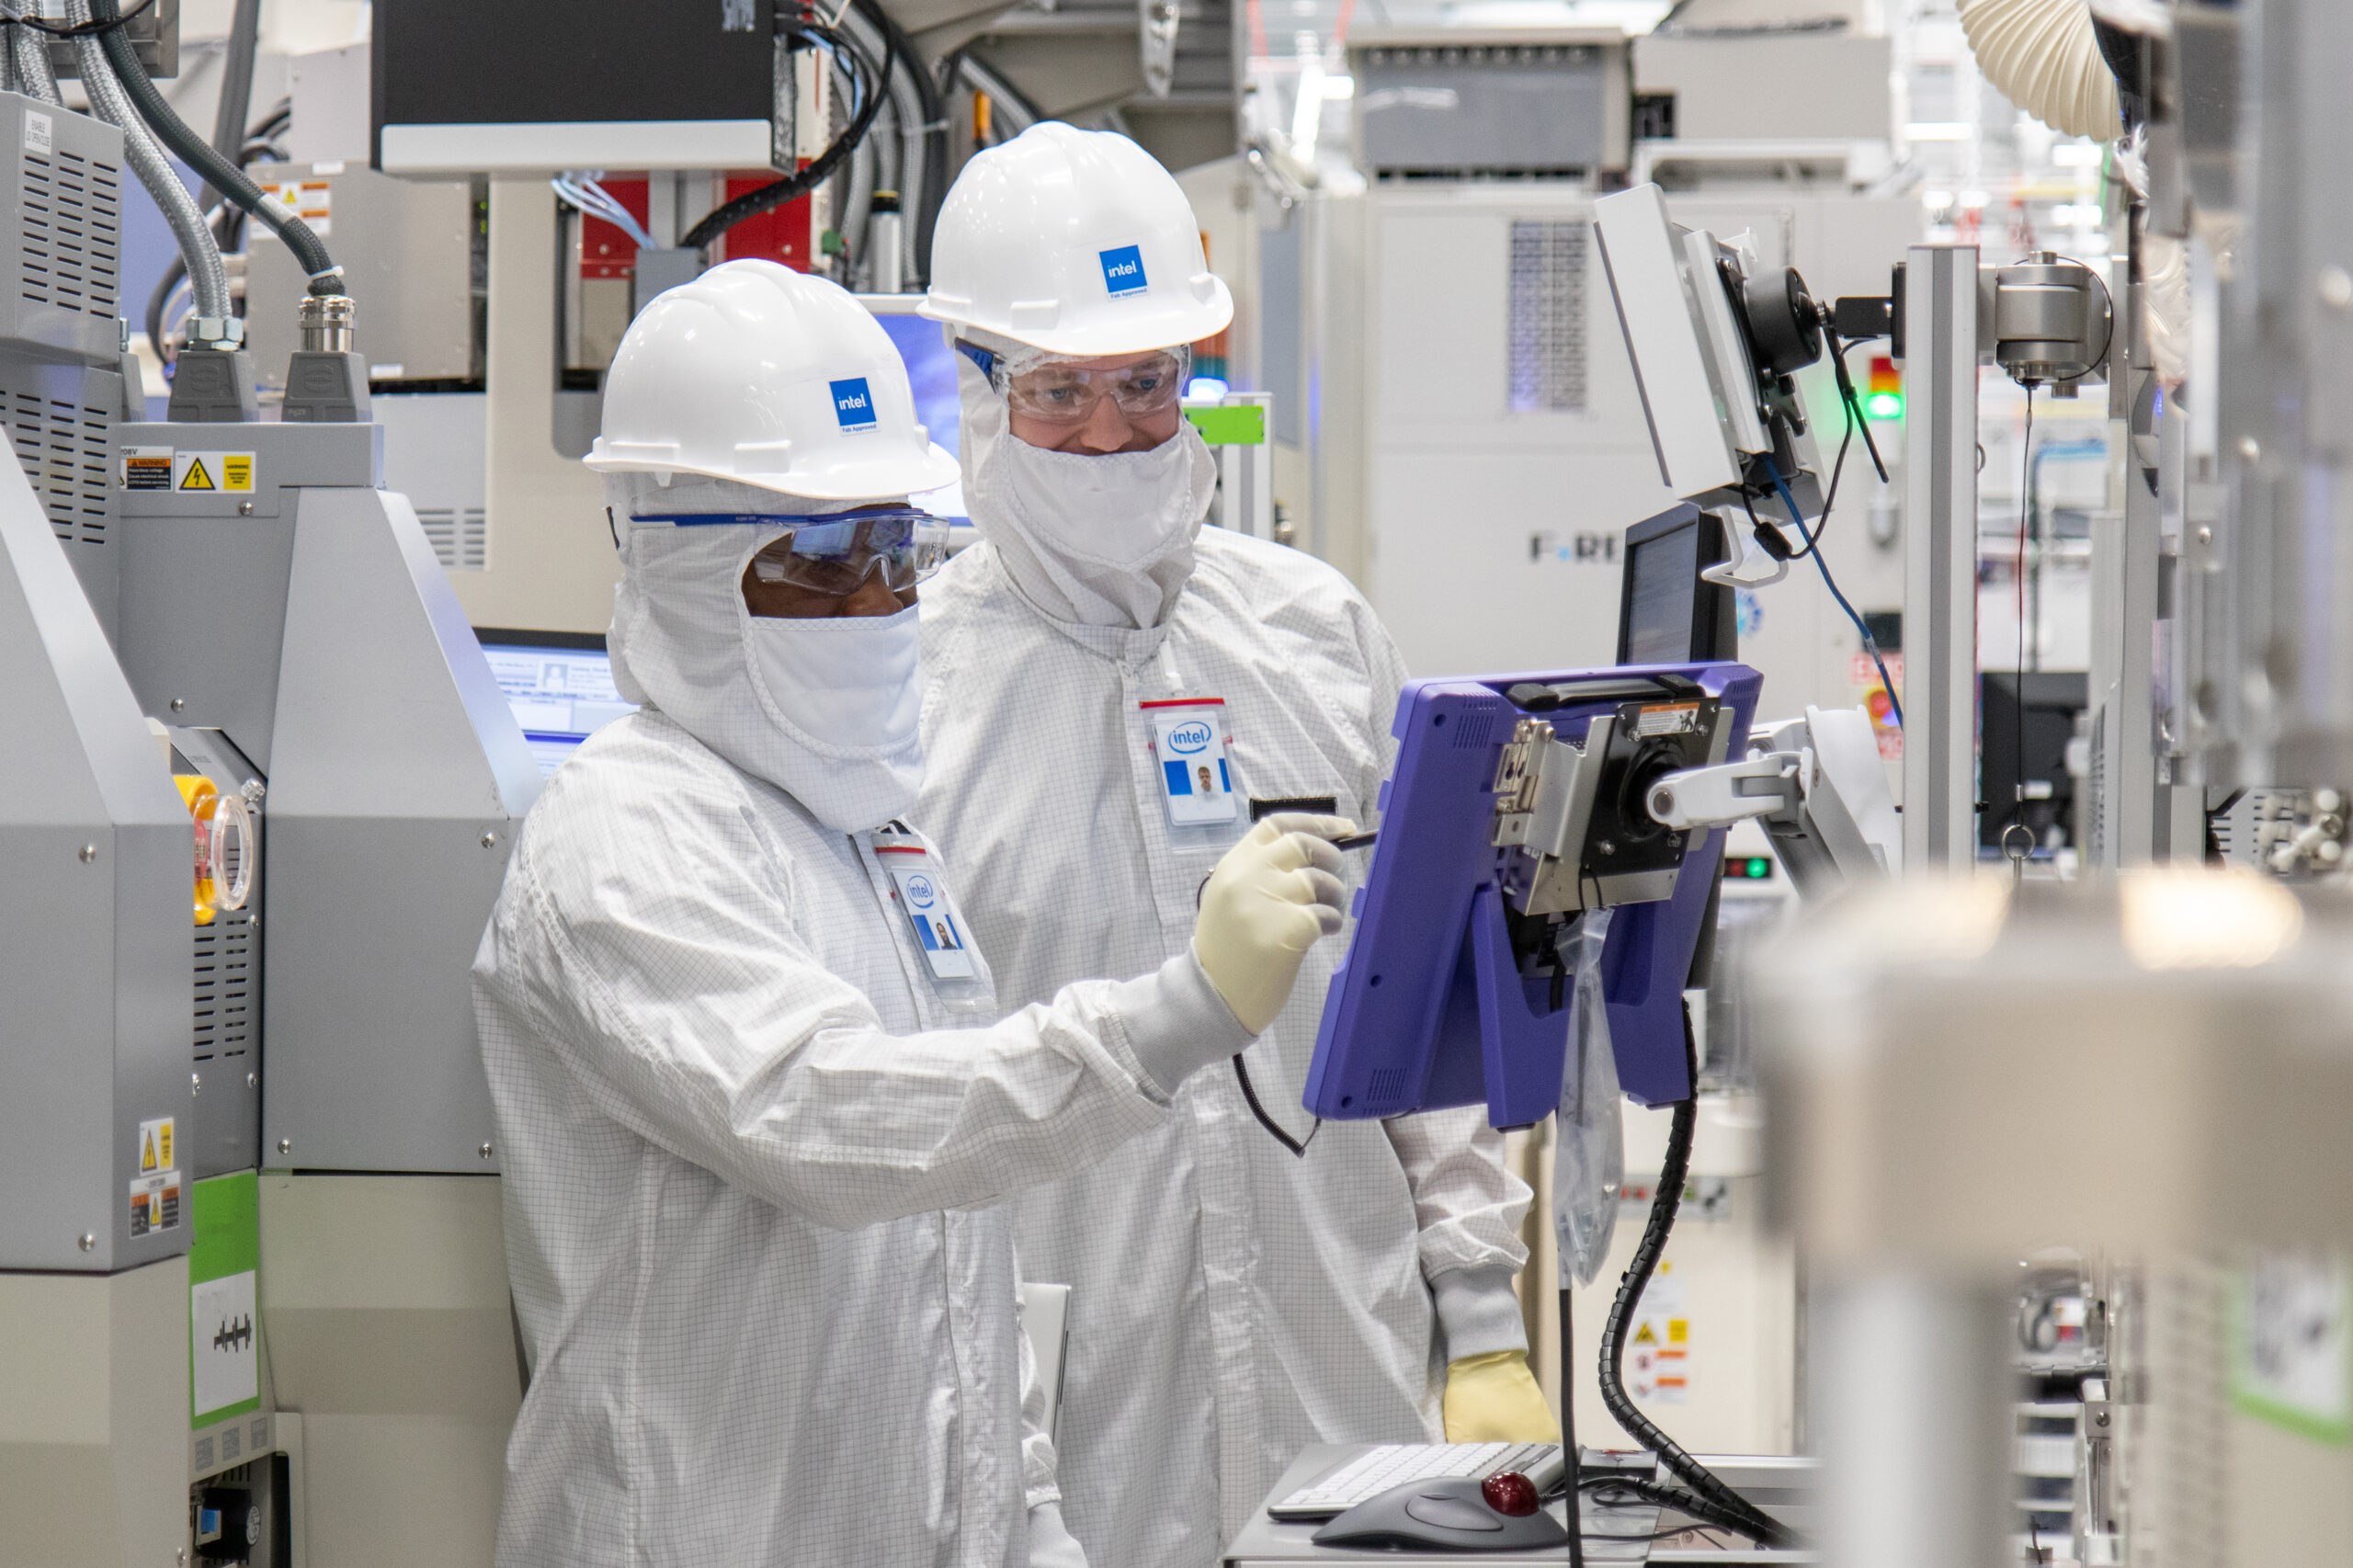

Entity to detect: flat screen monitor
[861,296,968,526]
[476,630,639,778]
[1617,503,1738,665]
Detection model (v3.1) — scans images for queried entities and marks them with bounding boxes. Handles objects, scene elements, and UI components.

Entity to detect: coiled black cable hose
[1593,1008,1793,1549]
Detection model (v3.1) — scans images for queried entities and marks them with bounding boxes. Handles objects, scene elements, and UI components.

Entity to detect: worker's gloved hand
[1027,1501,1088,1568]
[1442,1350,1563,1444]
[1192,813,1353,1034]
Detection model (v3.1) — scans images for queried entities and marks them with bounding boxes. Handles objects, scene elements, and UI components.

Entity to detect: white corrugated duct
[1959,0,2122,142]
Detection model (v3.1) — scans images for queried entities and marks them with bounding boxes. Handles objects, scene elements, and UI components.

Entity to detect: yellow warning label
[1633,1322,1658,1346]
[1667,1319,1688,1344]
[170,451,256,494]
[138,1116,174,1172]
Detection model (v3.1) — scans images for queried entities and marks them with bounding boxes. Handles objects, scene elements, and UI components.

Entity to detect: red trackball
[1481,1472,1540,1517]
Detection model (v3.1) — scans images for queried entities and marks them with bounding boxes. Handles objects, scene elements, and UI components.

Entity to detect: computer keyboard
[1268,1443,1567,1519]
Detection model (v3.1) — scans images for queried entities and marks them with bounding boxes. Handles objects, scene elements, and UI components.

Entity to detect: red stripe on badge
[1138,698,1225,709]
[873,846,927,855]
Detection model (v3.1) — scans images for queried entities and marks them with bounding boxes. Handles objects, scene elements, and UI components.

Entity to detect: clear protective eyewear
[961,342,1190,426]
[745,510,951,597]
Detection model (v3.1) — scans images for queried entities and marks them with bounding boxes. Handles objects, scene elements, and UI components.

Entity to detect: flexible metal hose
[65,0,231,321]
[89,0,335,285]
[8,18,61,104]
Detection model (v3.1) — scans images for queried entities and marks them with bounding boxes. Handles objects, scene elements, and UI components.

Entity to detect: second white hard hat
[588,259,959,500]
[921,122,1233,357]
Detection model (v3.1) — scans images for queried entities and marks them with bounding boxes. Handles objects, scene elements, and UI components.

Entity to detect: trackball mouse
[1311,1476,1570,1552]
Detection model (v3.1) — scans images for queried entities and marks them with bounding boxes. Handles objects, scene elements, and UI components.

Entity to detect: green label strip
[1184,404,1266,446]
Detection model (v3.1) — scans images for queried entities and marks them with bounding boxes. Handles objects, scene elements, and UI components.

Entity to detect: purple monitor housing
[1302,662,1760,1127]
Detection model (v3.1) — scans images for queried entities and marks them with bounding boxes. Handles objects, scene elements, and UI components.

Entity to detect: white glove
[1028,1501,1089,1568]
[1192,813,1353,1034]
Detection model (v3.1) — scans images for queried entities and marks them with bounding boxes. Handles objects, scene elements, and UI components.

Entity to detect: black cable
[681,17,892,255]
[197,0,260,211]
[1557,1283,1586,1568]
[1231,1055,1319,1156]
[849,0,945,286]
[2014,384,2036,833]
[87,0,336,285]
[1595,1006,1792,1548]
[1785,383,1857,562]
[1578,1474,1779,1543]
[0,0,153,37]
[1763,459,1903,730]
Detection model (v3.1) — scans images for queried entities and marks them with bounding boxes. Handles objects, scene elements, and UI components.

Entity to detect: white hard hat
[921,123,1233,357]
[587,259,959,500]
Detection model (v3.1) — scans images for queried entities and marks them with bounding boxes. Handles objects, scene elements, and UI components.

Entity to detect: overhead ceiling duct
[1959,0,2122,141]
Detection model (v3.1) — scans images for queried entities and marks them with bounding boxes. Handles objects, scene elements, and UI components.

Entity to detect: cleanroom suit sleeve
[1341,594,1538,1354]
[483,797,1248,1233]
[1015,1278,1063,1511]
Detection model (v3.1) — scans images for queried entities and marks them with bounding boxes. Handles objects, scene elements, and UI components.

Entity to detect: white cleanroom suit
[916,361,1537,1567]
[475,517,1265,1568]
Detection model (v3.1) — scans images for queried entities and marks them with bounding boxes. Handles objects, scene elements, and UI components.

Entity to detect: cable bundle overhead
[680,2,893,256]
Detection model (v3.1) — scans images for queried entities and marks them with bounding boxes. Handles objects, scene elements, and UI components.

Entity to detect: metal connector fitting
[1992,253,2110,387]
[299,292,358,354]
[185,315,245,350]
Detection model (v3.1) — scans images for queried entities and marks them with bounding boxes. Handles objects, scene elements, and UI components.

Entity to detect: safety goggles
[636,508,951,597]
[959,342,1190,426]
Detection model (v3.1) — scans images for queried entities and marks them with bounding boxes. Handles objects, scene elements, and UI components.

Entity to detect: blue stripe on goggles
[633,508,951,597]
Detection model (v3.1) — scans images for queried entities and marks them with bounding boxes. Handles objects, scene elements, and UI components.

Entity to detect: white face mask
[607,499,926,834]
[957,352,1217,630]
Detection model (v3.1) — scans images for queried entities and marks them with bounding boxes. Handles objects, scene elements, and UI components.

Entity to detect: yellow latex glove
[1192,813,1352,1033]
[1441,1350,1563,1444]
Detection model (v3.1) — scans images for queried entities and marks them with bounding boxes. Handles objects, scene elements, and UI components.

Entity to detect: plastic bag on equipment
[1553,908,1622,1289]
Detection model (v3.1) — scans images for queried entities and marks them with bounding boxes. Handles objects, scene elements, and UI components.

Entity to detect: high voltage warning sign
[119,448,256,493]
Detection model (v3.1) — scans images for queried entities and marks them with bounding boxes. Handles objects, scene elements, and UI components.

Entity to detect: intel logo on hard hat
[830,376,879,433]
[1165,720,1212,754]
[1098,244,1148,299]
[905,874,937,907]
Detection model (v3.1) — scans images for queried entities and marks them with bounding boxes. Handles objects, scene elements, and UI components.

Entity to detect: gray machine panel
[244,163,481,392]
[111,424,536,1175]
[260,483,538,1172]
[0,442,188,1273]
[111,421,382,775]
[0,91,126,367]
[1354,37,1623,177]
[171,727,265,1179]
[115,419,382,519]
[0,358,128,601]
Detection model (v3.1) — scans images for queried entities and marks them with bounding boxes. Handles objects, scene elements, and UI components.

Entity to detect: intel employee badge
[1143,698,1239,826]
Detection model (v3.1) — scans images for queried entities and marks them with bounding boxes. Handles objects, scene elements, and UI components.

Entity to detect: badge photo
[1143,699,1239,828]
[877,846,976,981]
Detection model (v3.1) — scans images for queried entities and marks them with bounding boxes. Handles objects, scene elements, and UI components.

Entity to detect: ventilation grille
[1449,710,1498,750]
[1368,1067,1408,1106]
[1506,220,1588,414]
[2,388,111,544]
[19,148,120,321]
[193,912,256,1063]
[416,506,488,571]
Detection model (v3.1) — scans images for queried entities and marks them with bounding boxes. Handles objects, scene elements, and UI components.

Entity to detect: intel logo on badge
[1165,720,1212,755]
[905,874,937,907]
[1098,244,1148,298]
[830,376,879,433]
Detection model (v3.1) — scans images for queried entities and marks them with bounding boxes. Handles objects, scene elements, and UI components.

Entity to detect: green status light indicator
[1722,856,1774,881]
[1863,390,1905,421]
